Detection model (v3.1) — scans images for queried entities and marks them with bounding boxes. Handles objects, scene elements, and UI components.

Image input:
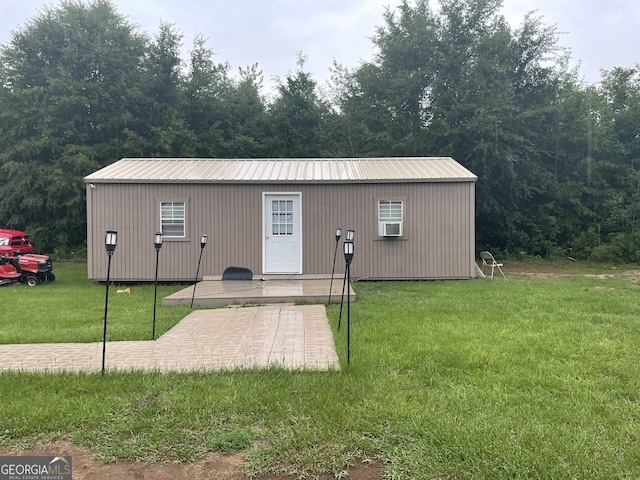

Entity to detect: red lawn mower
[0,229,55,286]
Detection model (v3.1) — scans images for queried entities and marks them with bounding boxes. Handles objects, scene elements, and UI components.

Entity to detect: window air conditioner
[380,221,403,237]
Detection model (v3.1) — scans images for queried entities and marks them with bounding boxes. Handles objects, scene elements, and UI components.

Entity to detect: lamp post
[327,227,342,305]
[343,238,354,365]
[152,232,163,340]
[102,230,117,375]
[339,229,355,331]
[190,234,208,308]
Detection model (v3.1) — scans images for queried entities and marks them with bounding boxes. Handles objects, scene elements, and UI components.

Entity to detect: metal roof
[84,157,477,184]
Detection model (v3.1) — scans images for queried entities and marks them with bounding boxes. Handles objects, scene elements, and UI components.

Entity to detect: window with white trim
[378,200,403,237]
[160,201,186,237]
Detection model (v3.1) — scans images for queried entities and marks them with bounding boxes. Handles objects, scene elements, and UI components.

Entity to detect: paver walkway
[0,305,340,372]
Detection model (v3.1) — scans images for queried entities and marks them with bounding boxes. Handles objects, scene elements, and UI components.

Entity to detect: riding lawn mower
[0,229,55,286]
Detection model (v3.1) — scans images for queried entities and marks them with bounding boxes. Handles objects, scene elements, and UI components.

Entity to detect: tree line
[1,0,639,262]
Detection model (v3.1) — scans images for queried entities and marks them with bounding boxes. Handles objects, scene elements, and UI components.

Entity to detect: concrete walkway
[0,305,340,373]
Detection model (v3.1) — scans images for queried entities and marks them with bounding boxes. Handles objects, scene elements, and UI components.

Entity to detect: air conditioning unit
[380,221,403,237]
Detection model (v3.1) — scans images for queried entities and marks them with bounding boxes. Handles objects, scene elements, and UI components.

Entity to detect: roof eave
[84,177,478,184]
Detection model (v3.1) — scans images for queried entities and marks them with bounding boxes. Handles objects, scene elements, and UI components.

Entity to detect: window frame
[377,199,404,237]
[159,200,187,239]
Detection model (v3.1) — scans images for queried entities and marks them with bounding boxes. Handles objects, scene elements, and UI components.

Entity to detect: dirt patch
[500,261,640,279]
[0,441,384,480]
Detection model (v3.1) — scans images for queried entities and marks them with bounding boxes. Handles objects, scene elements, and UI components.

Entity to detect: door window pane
[271,199,294,236]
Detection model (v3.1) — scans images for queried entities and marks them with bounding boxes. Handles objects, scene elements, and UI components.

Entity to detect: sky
[1,0,639,93]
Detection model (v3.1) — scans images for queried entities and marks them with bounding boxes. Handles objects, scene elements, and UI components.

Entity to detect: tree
[224,64,269,157]
[183,35,232,156]
[339,0,572,254]
[130,22,197,157]
[184,38,268,158]
[267,54,329,157]
[0,0,149,249]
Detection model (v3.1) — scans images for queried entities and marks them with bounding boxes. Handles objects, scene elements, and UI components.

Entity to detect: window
[378,200,403,237]
[271,200,294,236]
[160,201,185,237]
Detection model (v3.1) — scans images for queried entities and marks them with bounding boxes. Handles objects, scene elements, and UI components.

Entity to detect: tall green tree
[125,22,196,157]
[0,0,149,249]
[268,54,329,157]
[224,64,269,157]
[573,67,640,261]
[183,35,232,156]
[339,0,571,254]
[184,38,268,158]
[540,69,640,261]
[598,67,640,231]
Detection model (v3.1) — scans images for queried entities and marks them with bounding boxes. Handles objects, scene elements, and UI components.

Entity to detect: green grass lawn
[0,263,192,343]
[1,263,640,479]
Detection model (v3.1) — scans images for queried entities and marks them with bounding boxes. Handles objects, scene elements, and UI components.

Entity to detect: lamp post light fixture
[338,229,355,331]
[152,232,163,340]
[327,227,342,305]
[344,240,354,264]
[343,239,354,365]
[190,234,208,308]
[102,230,117,375]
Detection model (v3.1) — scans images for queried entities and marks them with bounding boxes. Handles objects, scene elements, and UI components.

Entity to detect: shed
[84,157,477,281]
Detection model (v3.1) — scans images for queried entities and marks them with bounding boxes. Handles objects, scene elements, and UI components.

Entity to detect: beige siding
[87,181,475,281]
[299,182,475,279]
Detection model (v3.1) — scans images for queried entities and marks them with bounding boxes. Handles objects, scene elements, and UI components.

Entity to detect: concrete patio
[163,276,355,306]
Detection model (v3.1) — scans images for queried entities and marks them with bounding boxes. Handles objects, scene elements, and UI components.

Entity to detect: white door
[263,193,302,274]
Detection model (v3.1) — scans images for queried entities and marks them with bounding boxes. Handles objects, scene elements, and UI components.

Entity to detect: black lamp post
[152,232,163,340]
[190,234,208,308]
[327,227,342,305]
[102,230,117,375]
[339,229,355,331]
[343,238,354,365]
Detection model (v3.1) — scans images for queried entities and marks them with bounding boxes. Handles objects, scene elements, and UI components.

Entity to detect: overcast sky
[1,0,639,93]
